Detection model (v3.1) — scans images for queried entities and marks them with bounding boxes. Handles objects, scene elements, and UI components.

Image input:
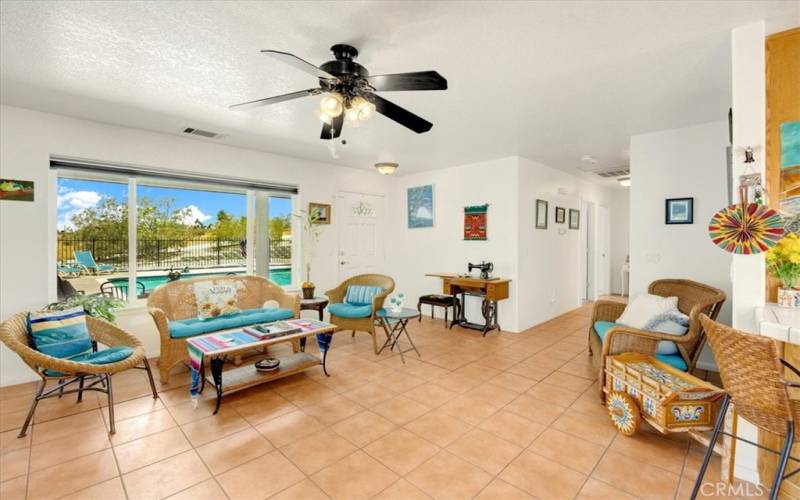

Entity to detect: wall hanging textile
[464,204,488,240]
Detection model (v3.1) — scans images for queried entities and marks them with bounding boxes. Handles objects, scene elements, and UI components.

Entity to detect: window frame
[51,169,298,306]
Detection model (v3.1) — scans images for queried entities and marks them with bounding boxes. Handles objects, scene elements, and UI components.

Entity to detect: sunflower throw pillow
[194,281,241,320]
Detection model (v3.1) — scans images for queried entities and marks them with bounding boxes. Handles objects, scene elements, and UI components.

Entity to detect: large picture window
[55,170,296,304]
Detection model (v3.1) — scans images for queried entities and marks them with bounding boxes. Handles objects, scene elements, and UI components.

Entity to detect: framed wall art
[665,197,693,225]
[0,179,34,201]
[535,199,548,229]
[568,208,580,229]
[407,184,434,228]
[555,206,566,224]
[464,204,488,240]
[309,202,331,224]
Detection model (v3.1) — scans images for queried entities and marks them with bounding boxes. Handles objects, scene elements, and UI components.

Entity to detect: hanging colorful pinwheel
[708,196,784,254]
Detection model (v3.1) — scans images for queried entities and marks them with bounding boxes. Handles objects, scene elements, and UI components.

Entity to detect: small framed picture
[535,199,548,229]
[665,197,693,224]
[555,206,566,224]
[309,202,331,224]
[569,208,580,229]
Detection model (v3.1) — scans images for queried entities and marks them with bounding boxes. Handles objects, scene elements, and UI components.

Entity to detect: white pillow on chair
[617,294,678,328]
[617,294,689,356]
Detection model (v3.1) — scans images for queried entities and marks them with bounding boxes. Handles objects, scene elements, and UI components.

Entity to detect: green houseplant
[46,294,126,323]
[294,208,324,299]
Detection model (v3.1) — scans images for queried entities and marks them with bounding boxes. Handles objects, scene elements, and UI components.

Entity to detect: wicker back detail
[701,315,795,437]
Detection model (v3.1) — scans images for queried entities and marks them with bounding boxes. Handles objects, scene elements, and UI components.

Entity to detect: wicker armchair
[325,274,395,354]
[588,279,726,398]
[693,315,800,500]
[0,312,157,436]
[148,275,300,383]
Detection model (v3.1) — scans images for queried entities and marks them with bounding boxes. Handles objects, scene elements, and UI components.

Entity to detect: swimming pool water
[109,268,291,292]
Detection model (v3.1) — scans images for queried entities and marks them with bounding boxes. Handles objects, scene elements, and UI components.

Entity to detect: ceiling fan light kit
[230,43,447,140]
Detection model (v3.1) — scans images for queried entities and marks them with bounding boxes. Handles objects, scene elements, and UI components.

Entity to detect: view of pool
[108,268,291,293]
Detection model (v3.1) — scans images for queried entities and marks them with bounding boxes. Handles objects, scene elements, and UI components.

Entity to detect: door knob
[340,261,349,265]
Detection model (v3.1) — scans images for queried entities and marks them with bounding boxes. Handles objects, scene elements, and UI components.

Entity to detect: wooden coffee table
[187,319,337,413]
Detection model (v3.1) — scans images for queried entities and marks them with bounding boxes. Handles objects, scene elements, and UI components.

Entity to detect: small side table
[299,297,329,352]
[300,297,329,321]
[377,307,421,363]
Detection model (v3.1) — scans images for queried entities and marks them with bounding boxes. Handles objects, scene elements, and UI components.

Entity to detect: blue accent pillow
[344,285,384,306]
[28,307,92,360]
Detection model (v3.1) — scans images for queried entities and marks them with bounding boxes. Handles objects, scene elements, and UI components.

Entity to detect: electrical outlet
[645,253,661,264]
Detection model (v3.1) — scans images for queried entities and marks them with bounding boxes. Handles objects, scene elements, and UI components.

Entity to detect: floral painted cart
[604,352,725,436]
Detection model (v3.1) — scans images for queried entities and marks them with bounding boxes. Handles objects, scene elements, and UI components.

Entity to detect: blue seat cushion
[344,285,384,306]
[329,302,373,319]
[168,307,294,339]
[592,321,688,371]
[43,346,134,377]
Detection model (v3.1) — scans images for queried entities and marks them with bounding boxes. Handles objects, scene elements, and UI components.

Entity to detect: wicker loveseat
[588,279,726,398]
[0,312,157,435]
[148,275,300,383]
[326,274,395,354]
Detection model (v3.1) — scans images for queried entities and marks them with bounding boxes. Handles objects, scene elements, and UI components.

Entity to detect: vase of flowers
[388,292,405,313]
[295,208,325,300]
[767,233,800,308]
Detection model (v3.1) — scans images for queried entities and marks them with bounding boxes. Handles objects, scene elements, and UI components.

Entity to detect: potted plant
[46,293,126,323]
[767,233,800,308]
[295,208,325,299]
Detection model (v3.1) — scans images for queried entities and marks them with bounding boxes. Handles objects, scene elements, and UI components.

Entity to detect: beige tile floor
[0,303,758,499]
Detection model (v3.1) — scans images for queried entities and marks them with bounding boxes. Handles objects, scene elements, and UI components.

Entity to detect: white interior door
[337,192,385,280]
[595,205,611,297]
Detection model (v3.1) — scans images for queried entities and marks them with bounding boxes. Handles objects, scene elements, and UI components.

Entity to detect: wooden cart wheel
[607,391,641,436]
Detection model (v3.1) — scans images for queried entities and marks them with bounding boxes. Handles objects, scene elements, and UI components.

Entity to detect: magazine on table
[243,321,302,340]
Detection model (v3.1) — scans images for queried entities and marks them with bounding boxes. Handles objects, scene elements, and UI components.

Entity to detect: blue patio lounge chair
[74,251,114,274]
[56,264,82,277]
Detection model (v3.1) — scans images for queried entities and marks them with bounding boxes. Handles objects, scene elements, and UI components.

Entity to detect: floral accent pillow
[194,282,241,320]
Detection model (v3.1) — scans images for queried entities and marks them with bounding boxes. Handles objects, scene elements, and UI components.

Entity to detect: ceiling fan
[229,44,447,140]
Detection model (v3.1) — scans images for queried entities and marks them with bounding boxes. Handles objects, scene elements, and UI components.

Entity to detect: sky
[57,178,291,230]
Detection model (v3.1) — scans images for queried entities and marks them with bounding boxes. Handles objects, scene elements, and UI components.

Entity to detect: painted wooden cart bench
[603,352,725,436]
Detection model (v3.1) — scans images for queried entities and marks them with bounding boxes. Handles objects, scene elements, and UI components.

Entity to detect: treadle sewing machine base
[426,273,511,337]
[449,292,501,336]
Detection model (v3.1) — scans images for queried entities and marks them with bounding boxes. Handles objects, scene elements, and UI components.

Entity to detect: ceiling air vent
[182,127,223,139]
[595,167,630,178]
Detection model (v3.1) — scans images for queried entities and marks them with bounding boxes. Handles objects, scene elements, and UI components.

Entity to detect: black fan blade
[364,94,433,133]
[262,50,336,80]
[367,71,447,91]
[320,113,344,140]
[230,88,321,110]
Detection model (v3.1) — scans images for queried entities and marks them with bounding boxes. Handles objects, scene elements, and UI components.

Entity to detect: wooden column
[761,27,800,497]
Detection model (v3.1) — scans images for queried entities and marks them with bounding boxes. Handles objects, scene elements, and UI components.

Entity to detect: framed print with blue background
[407,184,434,228]
[665,197,694,224]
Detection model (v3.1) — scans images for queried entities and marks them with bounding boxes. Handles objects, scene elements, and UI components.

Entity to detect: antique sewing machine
[468,261,493,280]
[426,262,509,336]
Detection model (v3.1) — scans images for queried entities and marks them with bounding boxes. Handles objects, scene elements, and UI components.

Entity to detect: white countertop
[754,303,800,344]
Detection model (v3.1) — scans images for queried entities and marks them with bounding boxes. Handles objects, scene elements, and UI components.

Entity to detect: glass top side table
[376,307,421,363]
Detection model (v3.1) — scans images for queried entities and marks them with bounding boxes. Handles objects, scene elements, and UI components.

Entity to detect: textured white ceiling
[1,1,797,181]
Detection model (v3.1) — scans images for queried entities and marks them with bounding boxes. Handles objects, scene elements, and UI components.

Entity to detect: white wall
[728,20,767,486]
[387,157,521,332]
[609,189,630,295]
[629,120,733,329]
[0,105,391,386]
[387,156,618,334]
[517,157,616,330]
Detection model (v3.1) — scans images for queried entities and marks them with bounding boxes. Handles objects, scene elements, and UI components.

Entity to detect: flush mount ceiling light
[375,162,399,175]
[618,177,631,187]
